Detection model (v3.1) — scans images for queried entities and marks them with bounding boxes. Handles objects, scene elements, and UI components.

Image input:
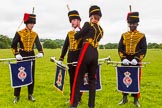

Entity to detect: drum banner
[116,66,140,93]
[80,64,102,92]
[54,64,66,93]
[9,60,33,88]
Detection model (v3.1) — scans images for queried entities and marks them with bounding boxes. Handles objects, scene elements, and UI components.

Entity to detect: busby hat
[89,5,102,17]
[127,12,139,23]
[68,10,81,23]
[23,13,36,24]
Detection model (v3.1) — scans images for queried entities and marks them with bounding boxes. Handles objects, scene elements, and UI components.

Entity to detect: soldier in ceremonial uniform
[11,13,44,103]
[70,5,103,108]
[58,10,83,102]
[118,12,147,107]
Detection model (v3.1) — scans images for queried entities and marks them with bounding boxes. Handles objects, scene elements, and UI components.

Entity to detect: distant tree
[99,45,105,49]
[39,38,48,42]
[105,43,118,49]
[41,39,64,49]
[159,43,162,49]
[0,34,11,49]
[54,39,64,48]
[147,43,160,49]
[43,40,57,49]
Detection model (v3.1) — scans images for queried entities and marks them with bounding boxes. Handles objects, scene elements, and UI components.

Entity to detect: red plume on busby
[23,13,36,24]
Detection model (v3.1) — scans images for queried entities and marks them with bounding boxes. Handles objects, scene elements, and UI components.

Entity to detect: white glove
[16,54,23,60]
[36,53,43,58]
[122,59,130,65]
[57,60,62,64]
[131,59,138,65]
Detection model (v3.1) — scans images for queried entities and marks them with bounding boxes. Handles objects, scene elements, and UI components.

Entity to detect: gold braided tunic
[68,30,82,51]
[11,28,43,55]
[118,30,147,61]
[59,30,82,62]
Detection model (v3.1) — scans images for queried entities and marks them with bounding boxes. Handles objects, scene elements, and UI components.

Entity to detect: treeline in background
[1,34,162,49]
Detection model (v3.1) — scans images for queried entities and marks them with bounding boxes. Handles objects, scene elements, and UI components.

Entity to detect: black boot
[118,95,128,105]
[13,96,19,104]
[28,94,35,102]
[134,97,140,107]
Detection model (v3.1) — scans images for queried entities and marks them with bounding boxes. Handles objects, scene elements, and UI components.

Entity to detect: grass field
[0,49,162,108]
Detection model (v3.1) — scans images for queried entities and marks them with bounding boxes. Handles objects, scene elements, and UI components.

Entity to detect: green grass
[0,49,162,108]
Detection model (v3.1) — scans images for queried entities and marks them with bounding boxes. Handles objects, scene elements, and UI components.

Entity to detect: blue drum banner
[9,60,33,88]
[54,64,66,93]
[116,66,140,93]
[80,64,102,92]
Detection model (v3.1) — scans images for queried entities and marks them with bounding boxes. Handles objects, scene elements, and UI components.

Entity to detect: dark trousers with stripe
[70,43,98,107]
[68,50,80,99]
[68,64,83,100]
[14,51,35,96]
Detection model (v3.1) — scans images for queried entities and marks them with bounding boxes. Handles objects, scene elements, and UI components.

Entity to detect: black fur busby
[89,5,102,17]
[23,13,36,24]
[68,10,81,23]
[127,12,139,23]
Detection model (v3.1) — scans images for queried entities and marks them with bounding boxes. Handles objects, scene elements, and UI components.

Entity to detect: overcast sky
[0,0,162,44]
